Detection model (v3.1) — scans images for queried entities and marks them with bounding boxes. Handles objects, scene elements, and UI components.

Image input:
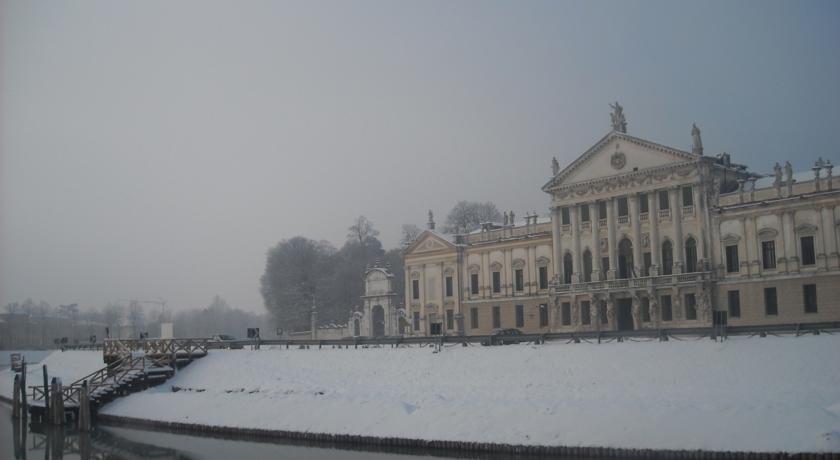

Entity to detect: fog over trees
[443,201,502,234]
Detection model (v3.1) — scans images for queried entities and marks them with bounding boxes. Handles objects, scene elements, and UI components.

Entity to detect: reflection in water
[5,405,542,460]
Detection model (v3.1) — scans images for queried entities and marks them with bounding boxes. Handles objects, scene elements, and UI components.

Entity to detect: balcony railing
[598,218,607,228]
[561,224,571,233]
[658,208,671,219]
[550,271,711,294]
[640,212,649,222]
[682,205,695,216]
[581,221,591,231]
[617,215,629,225]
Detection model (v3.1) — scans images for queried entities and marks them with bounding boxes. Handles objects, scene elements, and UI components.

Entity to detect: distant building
[404,106,839,335]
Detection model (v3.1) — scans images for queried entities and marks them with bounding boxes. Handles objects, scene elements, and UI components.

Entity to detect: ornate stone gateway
[351,262,404,337]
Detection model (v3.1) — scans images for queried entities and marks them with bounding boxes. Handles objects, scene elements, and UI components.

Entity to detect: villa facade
[403,107,840,336]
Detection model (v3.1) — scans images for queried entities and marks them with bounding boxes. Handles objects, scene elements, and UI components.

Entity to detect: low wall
[97,413,838,459]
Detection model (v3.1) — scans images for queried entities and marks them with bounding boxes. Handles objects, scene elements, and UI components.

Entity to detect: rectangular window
[725,245,740,273]
[561,302,571,326]
[539,304,548,327]
[492,271,501,293]
[641,297,651,322]
[561,207,571,225]
[470,307,479,329]
[617,197,629,217]
[538,267,548,290]
[643,252,652,277]
[684,293,697,320]
[639,193,649,213]
[515,269,524,291]
[580,204,590,222]
[803,284,817,313]
[470,273,479,295]
[602,257,610,278]
[515,305,524,328]
[580,301,591,325]
[661,295,673,321]
[598,201,608,220]
[413,311,420,331]
[412,279,420,300]
[446,309,454,330]
[445,276,453,297]
[599,303,608,324]
[659,190,670,210]
[761,241,777,269]
[801,236,816,266]
[728,290,741,318]
[682,186,694,206]
[492,306,501,328]
[764,287,778,315]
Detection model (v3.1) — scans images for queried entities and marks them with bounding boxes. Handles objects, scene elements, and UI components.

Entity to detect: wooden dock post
[43,364,50,417]
[20,360,27,411]
[12,374,20,418]
[78,380,91,432]
[50,377,64,425]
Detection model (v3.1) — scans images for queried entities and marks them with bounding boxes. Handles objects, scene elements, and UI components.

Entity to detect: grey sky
[2,0,839,313]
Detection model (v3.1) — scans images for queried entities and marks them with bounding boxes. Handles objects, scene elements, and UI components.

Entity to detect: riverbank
[95,335,840,454]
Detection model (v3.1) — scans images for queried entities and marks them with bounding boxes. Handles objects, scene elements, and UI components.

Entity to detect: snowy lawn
[89,335,840,452]
[0,350,104,399]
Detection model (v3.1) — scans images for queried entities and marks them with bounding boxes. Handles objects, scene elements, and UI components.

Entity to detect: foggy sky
[2,0,839,313]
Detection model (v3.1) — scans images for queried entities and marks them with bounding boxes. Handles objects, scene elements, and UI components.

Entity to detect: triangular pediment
[404,230,455,256]
[542,131,698,192]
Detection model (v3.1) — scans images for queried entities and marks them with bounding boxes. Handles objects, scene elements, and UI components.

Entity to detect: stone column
[749,216,762,276]
[606,197,618,280]
[629,194,642,275]
[439,262,446,318]
[783,211,799,273]
[693,185,707,267]
[526,245,534,295]
[820,206,837,270]
[481,252,490,298]
[590,201,602,281]
[648,192,660,276]
[740,217,752,277]
[404,267,411,312]
[778,213,789,274]
[571,204,582,283]
[504,249,513,295]
[420,264,427,333]
[670,187,685,273]
[551,206,562,281]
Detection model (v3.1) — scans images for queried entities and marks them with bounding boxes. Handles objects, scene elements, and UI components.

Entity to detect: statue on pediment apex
[552,156,560,176]
[609,102,627,133]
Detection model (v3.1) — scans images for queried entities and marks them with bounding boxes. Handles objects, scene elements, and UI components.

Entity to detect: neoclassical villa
[403,106,840,336]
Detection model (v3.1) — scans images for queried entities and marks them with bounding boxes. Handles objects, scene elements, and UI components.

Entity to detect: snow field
[97,335,840,453]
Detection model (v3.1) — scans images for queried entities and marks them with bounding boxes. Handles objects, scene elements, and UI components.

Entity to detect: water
[1,405,530,460]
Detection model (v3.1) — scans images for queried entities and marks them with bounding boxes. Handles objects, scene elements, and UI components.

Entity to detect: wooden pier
[24,338,211,426]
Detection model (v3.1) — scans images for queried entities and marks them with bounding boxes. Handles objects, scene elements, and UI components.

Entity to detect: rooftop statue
[773,162,782,186]
[609,102,627,133]
[552,156,560,176]
[691,123,703,155]
[784,161,793,183]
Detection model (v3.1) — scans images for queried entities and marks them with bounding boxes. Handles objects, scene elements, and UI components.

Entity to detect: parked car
[210,334,244,349]
[481,328,523,346]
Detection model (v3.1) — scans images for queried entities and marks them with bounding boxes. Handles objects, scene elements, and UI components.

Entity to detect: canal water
[2,405,549,460]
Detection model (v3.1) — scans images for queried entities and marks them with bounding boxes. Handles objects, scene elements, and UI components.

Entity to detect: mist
[2,0,839,313]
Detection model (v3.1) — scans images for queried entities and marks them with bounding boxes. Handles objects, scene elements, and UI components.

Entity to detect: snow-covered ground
[0,350,103,399]
[95,335,840,453]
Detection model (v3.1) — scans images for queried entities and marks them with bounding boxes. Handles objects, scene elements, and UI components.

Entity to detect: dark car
[481,328,523,346]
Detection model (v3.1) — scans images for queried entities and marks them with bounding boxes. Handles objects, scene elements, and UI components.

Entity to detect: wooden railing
[103,338,209,361]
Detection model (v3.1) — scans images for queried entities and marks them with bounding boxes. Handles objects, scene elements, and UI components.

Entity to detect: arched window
[583,249,593,283]
[662,240,673,275]
[685,237,697,273]
[563,253,573,284]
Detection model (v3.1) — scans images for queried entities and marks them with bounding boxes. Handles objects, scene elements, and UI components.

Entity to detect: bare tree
[443,201,502,234]
[127,301,146,338]
[102,302,125,338]
[400,224,422,246]
[347,215,379,247]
